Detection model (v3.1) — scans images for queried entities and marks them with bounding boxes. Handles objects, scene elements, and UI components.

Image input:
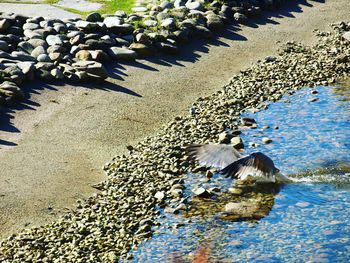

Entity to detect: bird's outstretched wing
[186,144,242,169]
[220,152,276,180]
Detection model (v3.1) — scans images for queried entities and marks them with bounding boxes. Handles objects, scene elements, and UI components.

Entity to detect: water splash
[129,85,350,262]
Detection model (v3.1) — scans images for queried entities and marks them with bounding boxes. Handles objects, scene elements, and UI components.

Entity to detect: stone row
[1,20,350,262]
[0,0,286,105]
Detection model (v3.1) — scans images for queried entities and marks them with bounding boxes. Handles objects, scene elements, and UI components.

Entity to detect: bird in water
[186,144,291,183]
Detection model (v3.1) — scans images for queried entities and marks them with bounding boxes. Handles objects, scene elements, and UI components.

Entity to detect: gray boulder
[108,47,137,60]
[37,53,51,62]
[206,14,225,31]
[46,35,64,46]
[185,1,204,11]
[72,60,108,81]
[233,12,248,24]
[0,81,24,100]
[0,40,9,52]
[103,16,123,28]
[31,46,46,58]
[86,12,102,22]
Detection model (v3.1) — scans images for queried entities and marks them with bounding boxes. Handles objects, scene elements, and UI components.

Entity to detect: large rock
[107,23,134,35]
[193,25,213,39]
[224,201,261,217]
[37,53,51,62]
[103,16,123,28]
[161,18,176,30]
[75,21,101,32]
[28,38,47,49]
[17,61,35,80]
[108,47,137,60]
[206,14,225,32]
[231,136,244,149]
[0,81,24,100]
[90,50,109,62]
[11,51,35,61]
[46,35,64,46]
[75,50,92,60]
[185,1,204,11]
[129,43,154,58]
[86,12,102,22]
[23,22,40,31]
[0,40,9,52]
[50,68,64,79]
[233,12,248,24]
[72,60,108,81]
[174,0,186,8]
[0,19,11,33]
[17,41,35,54]
[343,31,350,41]
[156,42,178,55]
[31,46,46,58]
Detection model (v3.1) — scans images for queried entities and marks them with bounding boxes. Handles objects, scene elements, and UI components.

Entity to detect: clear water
[128,85,350,262]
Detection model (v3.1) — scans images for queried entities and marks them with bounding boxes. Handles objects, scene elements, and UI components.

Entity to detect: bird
[186,144,291,183]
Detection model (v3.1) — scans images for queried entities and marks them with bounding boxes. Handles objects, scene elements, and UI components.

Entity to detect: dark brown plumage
[186,144,287,183]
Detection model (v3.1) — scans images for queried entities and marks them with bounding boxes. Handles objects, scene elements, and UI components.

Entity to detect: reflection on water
[128,85,350,262]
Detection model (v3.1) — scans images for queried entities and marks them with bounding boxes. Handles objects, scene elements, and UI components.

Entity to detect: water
[128,85,350,262]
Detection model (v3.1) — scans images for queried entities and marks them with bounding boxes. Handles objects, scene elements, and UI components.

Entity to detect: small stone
[218,132,234,144]
[192,187,211,198]
[132,6,148,12]
[231,136,244,149]
[228,187,243,195]
[143,20,157,27]
[308,97,318,102]
[262,137,272,144]
[241,117,257,127]
[206,170,213,179]
[115,10,127,17]
[191,165,208,173]
[154,191,165,201]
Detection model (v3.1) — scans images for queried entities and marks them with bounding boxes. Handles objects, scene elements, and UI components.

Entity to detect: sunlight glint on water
[129,85,350,262]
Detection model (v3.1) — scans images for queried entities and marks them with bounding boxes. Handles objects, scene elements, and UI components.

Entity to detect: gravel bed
[1,21,350,262]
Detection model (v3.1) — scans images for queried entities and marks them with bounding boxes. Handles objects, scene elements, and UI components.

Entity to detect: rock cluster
[0,0,287,105]
[1,18,350,263]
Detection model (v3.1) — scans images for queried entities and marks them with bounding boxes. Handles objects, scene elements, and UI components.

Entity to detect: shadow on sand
[0,0,323,146]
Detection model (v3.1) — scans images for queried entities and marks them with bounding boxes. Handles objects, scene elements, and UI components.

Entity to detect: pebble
[262,137,273,144]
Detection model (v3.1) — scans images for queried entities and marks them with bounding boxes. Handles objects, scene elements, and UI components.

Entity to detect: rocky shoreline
[0,0,288,106]
[0,19,350,261]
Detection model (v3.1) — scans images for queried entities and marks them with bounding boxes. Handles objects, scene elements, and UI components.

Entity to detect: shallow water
[128,85,350,262]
